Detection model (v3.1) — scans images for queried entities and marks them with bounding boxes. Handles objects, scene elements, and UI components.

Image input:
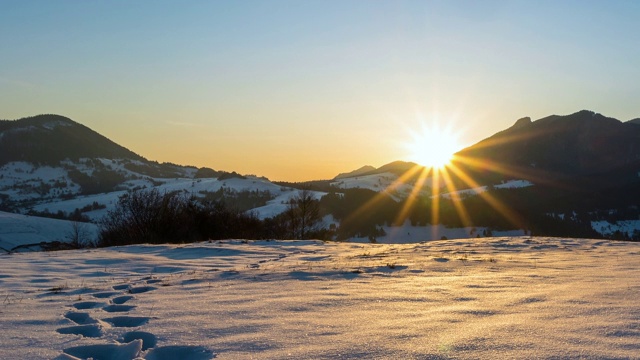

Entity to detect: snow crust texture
[0,237,638,359]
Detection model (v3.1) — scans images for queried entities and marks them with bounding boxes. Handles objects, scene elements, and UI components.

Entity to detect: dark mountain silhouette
[0,114,145,166]
[333,161,426,181]
[375,161,425,177]
[451,110,640,190]
[334,165,376,180]
[0,114,211,182]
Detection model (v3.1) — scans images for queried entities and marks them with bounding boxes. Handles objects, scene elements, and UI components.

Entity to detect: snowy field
[1,237,638,359]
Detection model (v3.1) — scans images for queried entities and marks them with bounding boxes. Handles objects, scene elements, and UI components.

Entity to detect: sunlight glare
[406,123,461,168]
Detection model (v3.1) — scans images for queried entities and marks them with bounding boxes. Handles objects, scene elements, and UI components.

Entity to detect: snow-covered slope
[330,172,422,200]
[0,237,637,359]
[330,171,534,202]
[440,179,533,199]
[1,159,319,222]
[1,158,331,247]
[0,211,98,252]
[350,220,525,243]
[592,220,640,238]
[250,188,325,220]
[29,174,304,221]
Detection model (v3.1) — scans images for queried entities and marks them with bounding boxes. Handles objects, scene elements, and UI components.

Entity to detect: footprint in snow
[58,339,142,360]
[121,331,157,351]
[102,304,136,313]
[128,285,157,294]
[92,291,120,299]
[56,324,105,338]
[58,312,109,338]
[111,295,134,304]
[56,275,215,359]
[112,284,131,291]
[71,301,106,310]
[64,311,97,325]
[103,316,150,327]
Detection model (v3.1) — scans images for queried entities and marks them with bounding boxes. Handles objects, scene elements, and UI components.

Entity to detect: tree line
[96,183,640,247]
[97,188,328,247]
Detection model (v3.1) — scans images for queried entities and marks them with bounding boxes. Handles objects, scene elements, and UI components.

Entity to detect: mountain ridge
[451,110,640,189]
[0,114,145,166]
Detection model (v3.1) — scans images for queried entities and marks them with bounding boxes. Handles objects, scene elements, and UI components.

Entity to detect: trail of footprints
[54,277,214,360]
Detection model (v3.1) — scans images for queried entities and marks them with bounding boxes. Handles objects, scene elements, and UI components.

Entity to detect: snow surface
[1,237,638,359]
[350,221,525,243]
[0,211,98,252]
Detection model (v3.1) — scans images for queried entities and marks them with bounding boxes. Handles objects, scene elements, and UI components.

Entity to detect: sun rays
[342,123,529,239]
[363,160,524,238]
[405,123,461,169]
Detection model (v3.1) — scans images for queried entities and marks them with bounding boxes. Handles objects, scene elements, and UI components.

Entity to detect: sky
[2,0,640,181]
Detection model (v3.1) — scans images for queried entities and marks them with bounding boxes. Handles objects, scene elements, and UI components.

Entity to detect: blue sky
[2,1,640,180]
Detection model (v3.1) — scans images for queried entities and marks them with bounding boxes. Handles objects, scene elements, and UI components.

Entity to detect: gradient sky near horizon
[2,1,640,181]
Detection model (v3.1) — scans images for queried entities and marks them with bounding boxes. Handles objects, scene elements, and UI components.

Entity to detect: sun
[406,124,461,168]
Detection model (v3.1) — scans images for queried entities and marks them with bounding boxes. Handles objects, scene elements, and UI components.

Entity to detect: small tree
[66,221,93,248]
[286,189,321,239]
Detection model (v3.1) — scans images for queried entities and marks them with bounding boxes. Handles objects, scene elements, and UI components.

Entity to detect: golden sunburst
[405,123,461,169]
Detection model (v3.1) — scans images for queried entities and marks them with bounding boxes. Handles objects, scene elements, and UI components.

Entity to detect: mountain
[0,114,144,166]
[334,165,376,180]
[451,110,640,189]
[0,114,206,180]
[334,162,426,180]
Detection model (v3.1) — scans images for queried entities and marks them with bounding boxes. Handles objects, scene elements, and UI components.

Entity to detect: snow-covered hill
[0,211,98,252]
[0,157,330,248]
[0,237,638,359]
[0,159,325,221]
[330,172,417,200]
